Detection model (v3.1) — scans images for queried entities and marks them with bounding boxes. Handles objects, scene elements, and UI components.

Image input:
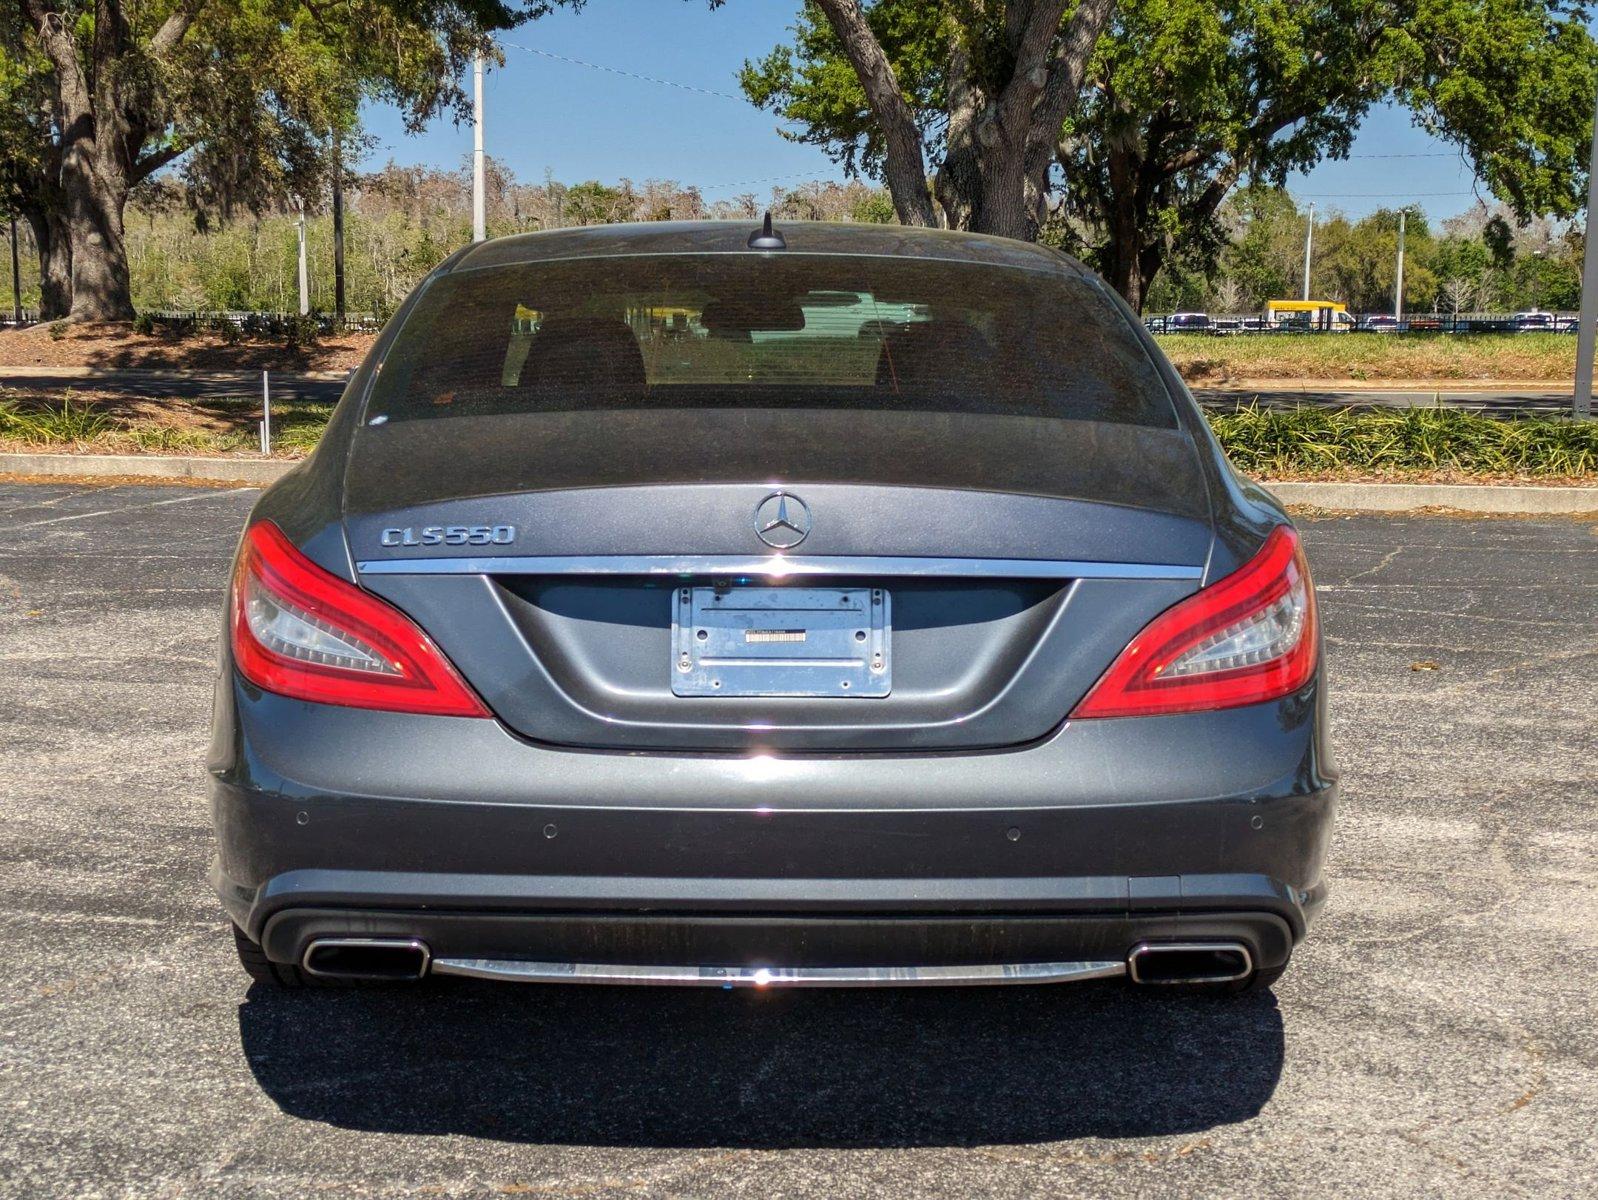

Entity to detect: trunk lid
[345,410,1213,752]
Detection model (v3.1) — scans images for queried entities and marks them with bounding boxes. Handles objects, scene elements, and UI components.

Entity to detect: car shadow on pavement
[239,977,1283,1147]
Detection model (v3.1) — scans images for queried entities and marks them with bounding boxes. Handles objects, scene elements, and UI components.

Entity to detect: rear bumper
[257,904,1303,977]
[209,679,1337,976]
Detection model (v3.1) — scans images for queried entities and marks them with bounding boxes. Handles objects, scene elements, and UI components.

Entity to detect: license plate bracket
[671,585,891,697]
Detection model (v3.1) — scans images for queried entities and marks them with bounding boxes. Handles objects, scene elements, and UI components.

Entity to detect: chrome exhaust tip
[301,937,431,981]
[1127,941,1253,986]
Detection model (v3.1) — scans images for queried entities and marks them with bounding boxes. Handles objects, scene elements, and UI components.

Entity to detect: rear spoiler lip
[354,553,1204,582]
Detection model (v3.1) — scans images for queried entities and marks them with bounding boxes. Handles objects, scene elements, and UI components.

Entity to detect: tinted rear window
[366,253,1174,428]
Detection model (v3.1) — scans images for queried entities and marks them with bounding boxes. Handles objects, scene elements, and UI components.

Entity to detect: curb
[1266,481,1598,514]
[2,453,1596,514]
[0,365,350,382]
[0,452,294,486]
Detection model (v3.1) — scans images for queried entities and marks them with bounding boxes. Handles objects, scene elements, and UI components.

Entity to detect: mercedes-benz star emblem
[754,491,811,550]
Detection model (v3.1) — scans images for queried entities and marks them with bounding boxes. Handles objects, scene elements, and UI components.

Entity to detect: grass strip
[1158,332,1575,382]
[0,391,329,456]
[1209,403,1597,478]
[4,390,1595,480]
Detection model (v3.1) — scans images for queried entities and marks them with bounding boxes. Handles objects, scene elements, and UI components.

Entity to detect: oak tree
[743,0,1598,309]
[3,1,528,321]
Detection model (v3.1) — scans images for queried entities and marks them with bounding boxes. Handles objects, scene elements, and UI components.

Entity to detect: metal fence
[0,309,385,333]
[1145,312,1579,335]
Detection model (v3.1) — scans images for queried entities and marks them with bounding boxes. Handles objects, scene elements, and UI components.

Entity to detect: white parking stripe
[9,488,257,531]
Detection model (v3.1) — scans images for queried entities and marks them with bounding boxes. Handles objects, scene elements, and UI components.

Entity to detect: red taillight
[230,521,489,717]
[1071,526,1318,719]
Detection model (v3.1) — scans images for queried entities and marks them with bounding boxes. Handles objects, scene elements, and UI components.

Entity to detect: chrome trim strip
[1126,941,1254,986]
[429,958,1127,988]
[355,554,1203,581]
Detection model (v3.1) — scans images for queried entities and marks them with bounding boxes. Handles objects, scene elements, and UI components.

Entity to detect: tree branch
[150,0,208,57]
[131,142,189,184]
[997,1,1073,135]
[812,0,937,226]
[1029,0,1117,150]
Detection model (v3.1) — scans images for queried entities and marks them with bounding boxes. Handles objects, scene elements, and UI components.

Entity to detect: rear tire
[1239,963,1288,993]
[232,924,355,989]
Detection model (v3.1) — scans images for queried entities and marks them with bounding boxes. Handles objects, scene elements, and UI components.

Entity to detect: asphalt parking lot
[1,481,1594,1198]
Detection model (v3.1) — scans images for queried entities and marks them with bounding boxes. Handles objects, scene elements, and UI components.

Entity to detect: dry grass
[0,322,374,372]
[1160,333,1575,384]
[0,388,325,457]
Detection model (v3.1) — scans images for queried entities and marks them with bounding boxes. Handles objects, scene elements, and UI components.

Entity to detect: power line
[1297,190,1476,198]
[700,170,837,193]
[491,43,1476,206]
[500,41,745,103]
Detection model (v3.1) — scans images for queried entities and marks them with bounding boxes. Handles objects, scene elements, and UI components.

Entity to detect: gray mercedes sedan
[210,220,1335,992]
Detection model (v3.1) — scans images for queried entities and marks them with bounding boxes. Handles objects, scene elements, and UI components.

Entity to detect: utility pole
[1575,91,1598,417]
[8,216,20,325]
[1394,209,1407,323]
[472,49,487,243]
[1301,202,1315,302]
[295,209,309,316]
[331,133,346,322]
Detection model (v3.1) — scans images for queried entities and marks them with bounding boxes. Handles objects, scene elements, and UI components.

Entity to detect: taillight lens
[1071,526,1318,719]
[230,521,489,717]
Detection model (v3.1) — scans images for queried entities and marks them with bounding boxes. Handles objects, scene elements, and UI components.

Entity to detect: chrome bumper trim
[429,958,1128,988]
[355,553,1204,582]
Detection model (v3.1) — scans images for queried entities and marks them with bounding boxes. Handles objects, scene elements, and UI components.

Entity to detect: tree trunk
[61,141,136,322]
[1101,242,1145,313]
[333,135,347,320]
[933,38,982,229]
[1099,143,1147,311]
[23,208,73,319]
[23,0,152,324]
[813,0,938,227]
[971,139,1034,241]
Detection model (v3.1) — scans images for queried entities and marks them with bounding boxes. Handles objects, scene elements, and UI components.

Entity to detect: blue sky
[360,0,1488,223]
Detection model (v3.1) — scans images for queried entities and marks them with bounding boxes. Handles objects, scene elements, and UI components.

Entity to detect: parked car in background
[211,219,1334,997]
[1512,310,1555,332]
[1359,315,1399,333]
[1168,311,1213,333]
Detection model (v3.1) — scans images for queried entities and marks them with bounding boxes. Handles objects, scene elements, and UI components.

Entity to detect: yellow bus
[1265,299,1354,331]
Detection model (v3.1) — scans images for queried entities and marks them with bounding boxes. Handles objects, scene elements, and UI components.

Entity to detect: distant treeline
[5,162,895,319]
[1144,187,1583,317]
[0,162,1579,320]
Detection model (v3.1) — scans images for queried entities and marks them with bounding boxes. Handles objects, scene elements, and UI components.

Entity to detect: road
[1,483,1595,1198]
[0,366,1583,414]
[0,367,347,404]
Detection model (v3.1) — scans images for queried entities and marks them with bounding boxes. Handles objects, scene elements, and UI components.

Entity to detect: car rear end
[209,223,1336,991]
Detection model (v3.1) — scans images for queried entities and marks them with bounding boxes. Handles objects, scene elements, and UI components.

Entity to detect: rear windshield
[366,253,1174,428]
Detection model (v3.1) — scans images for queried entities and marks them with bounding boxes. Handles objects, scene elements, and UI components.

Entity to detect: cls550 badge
[380,524,516,548]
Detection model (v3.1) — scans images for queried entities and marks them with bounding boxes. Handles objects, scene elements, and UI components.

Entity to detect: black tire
[1238,963,1288,993]
[232,924,356,989]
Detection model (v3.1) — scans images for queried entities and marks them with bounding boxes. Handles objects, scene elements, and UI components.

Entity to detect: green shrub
[0,392,115,443]
[1208,404,1598,478]
[281,312,321,348]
